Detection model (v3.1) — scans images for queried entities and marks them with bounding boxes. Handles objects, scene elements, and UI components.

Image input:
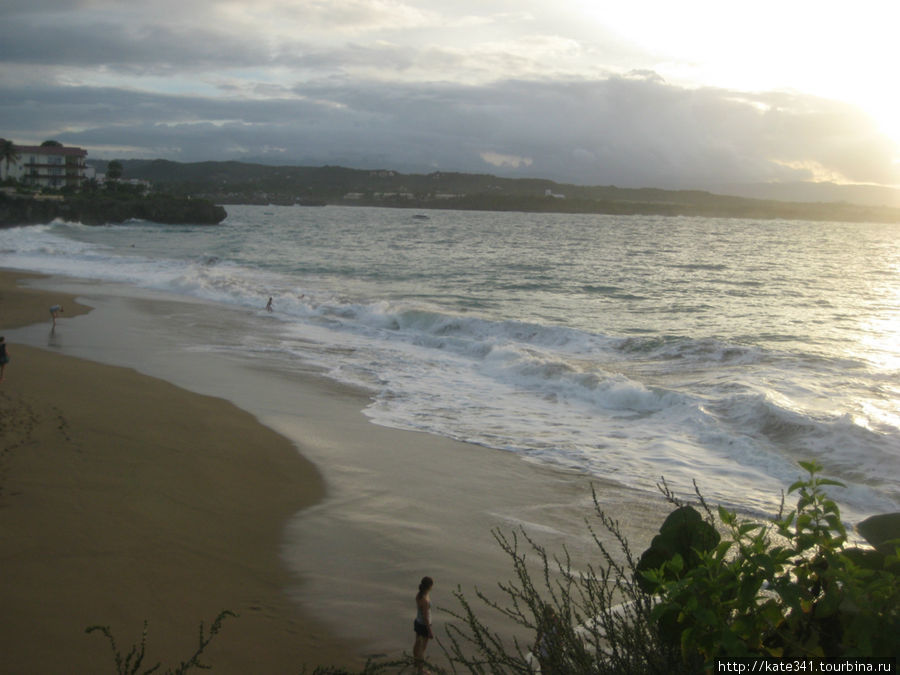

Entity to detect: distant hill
[715,182,900,209]
[87,159,900,223]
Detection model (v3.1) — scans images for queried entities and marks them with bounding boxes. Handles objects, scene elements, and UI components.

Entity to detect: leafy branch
[85,610,236,675]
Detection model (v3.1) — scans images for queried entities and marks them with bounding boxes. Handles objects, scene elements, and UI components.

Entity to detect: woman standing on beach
[534,605,562,674]
[413,576,434,673]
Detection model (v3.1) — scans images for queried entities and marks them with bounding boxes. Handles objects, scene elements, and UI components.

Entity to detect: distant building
[0,141,88,189]
[96,174,151,192]
[373,191,415,200]
[123,178,151,192]
[544,188,566,199]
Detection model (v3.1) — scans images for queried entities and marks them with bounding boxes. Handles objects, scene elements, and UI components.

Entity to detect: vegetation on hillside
[100,159,900,223]
[0,180,226,226]
[1,154,226,226]
[0,191,226,226]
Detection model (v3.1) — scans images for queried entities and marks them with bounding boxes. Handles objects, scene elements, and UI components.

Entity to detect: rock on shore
[0,193,227,226]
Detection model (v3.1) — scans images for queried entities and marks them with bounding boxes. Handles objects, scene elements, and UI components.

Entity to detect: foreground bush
[87,611,412,674]
[439,490,687,674]
[439,461,899,672]
[641,461,899,665]
[86,610,236,675]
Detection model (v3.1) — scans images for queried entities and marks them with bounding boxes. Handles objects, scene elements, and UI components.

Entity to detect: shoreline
[0,270,368,673]
[1,268,674,667]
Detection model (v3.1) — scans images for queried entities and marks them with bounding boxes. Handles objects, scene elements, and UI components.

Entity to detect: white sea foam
[2,209,898,520]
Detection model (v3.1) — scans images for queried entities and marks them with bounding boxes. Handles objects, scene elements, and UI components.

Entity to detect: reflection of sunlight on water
[861,320,900,372]
[850,267,900,432]
[857,397,900,434]
[857,274,900,373]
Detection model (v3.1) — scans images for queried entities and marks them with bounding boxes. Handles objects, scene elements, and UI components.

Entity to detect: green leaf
[680,626,695,655]
[696,607,719,628]
[825,514,845,533]
[815,590,841,618]
[738,522,762,537]
[777,510,797,530]
[754,553,776,577]
[719,505,736,525]
[715,540,734,558]
[788,480,806,494]
[799,459,822,474]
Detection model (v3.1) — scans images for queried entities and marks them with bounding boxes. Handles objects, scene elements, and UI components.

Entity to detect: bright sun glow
[579,0,900,154]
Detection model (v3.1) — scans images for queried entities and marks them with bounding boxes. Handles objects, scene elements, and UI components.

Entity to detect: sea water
[2,205,898,522]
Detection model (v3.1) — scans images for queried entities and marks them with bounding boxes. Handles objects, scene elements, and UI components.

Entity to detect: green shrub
[642,461,900,665]
[439,488,686,674]
[443,462,899,673]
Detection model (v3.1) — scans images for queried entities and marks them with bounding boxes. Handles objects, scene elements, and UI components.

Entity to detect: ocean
[2,204,898,523]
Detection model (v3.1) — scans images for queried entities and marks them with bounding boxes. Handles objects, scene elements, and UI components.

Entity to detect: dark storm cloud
[2,0,93,13]
[0,8,462,81]
[0,0,439,75]
[3,75,895,188]
[0,16,273,73]
[284,77,897,187]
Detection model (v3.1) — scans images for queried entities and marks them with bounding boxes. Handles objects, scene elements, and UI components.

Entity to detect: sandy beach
[0,271,367,673]
[1,269,673,673]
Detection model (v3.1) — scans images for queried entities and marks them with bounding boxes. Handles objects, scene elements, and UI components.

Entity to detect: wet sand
[1,270,673,670]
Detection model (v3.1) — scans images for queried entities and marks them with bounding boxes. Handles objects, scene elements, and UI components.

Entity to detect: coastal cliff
[0,192,227,227]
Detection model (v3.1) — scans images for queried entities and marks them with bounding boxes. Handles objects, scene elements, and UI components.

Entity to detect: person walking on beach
[0,337,9,383]
[49,304,64,326]
[265,297,273,312]
[413,576,434,674]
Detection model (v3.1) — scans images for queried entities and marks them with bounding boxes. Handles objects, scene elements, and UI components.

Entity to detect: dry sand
[0,271,367,673]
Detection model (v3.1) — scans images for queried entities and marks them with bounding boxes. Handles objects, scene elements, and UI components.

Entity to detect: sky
[2,0,899,190]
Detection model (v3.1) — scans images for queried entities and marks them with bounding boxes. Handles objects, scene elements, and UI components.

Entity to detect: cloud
[2,1,898,189]
[258,0,438,33]
[0,16,275,75]
[0,0,630,84]
[3,75,896,189]
[480,152,533,169]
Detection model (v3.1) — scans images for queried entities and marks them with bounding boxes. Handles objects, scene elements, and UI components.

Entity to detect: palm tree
[106,160,123,182]
[1,139,20,179]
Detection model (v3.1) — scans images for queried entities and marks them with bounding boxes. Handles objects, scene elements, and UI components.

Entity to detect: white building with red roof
[0,141,88,189]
